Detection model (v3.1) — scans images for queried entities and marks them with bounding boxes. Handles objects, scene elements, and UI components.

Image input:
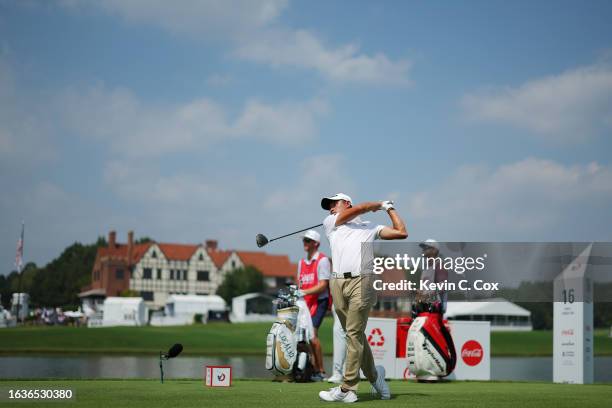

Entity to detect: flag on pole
[15,222,24,273]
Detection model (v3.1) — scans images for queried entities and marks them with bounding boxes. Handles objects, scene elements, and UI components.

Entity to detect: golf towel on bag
[266,307,299,375]
[406,312,457,378]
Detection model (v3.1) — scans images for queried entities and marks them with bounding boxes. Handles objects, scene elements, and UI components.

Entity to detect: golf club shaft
[268,223,323,243]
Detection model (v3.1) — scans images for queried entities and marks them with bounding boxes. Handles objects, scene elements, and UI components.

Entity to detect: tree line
[0,237,107,309]
[2,239,610,329]
[0,237,265,311]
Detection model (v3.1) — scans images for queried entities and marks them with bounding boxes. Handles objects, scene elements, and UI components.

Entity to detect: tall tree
[216,266,264,304]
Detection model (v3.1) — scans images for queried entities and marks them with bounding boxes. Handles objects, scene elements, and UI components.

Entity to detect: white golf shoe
[326,373,343,384]
[319,386,358,403]
[370,365,391,400]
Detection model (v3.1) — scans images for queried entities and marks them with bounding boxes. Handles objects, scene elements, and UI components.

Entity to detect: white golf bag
[406,309,456,379]
[265,286,313,381]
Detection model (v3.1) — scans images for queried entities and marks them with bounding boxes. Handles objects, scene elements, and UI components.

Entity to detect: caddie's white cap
[303,230,321,242]
[419,239,439,250]
[321,193,353,210]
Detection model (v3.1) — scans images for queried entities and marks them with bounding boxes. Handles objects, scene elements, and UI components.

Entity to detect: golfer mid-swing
[318,193,408,403]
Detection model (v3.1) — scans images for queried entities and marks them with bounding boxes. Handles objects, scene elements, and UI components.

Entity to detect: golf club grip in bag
[406,312,457,378]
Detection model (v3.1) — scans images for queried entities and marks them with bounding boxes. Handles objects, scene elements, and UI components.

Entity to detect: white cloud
[462,63,612,142]
[264,153,356,211]
[400,158,612,240]
[58,84,327,157]
[103,160,255,209]
[206,73,232,86]
[235,29,412,85]
[59,0,411,85]
[62,0,288,40]
[100,158,274,254]
[0,56,57,164]
[0,180,105,271]
[234,98,328,144]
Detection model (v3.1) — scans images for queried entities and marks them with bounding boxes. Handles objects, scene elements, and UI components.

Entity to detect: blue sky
[1,0,612,272]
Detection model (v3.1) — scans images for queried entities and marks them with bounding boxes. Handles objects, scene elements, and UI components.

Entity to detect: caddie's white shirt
[297,251,331,299]
[323,213,384,276]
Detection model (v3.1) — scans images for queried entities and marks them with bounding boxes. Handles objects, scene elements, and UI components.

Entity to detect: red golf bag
[406,306,457,379]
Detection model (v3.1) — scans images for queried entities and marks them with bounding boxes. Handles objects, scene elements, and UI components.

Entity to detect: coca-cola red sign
[461,340,483,366]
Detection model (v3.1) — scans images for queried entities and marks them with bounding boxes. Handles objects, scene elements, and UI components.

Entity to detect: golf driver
[256,224,322,248]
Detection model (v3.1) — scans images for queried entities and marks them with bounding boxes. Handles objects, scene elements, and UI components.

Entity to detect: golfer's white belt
[331,272,361,279]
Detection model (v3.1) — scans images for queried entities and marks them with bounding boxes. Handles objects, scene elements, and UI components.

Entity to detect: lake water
[1,355,611,382]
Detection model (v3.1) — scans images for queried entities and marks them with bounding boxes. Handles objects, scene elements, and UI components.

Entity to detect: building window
[199,253,204,261]
[115,269,124,279]
[143,268,152,279]
[197,271,210,281]
[231,260,236,268]
[156,269,162,280]
[170,270,175,280]
[151,250,157,258]
[183,270,188,281]
[141,291,153,301]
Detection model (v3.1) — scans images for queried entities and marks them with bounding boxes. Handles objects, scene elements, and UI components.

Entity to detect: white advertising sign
[446,320,490,381]
[368,317,490,380]
[365,317,397,378]
[553,244,594,384]
[205,365,232,387]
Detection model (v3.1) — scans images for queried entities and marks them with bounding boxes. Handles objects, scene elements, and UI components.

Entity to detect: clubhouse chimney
[127,230,134,264]
[108,230,116,248]
[205,239,218,251]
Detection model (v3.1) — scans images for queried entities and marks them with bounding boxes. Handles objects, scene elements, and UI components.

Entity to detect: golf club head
[256,233,269,248]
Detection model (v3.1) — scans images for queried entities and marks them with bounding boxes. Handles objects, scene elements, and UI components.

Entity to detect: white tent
[151,295,227,326]
[446,298,532,331]
[0,306,15,328]
[101,297,147,327]
[230,293,275,323]
[11,293,29,320]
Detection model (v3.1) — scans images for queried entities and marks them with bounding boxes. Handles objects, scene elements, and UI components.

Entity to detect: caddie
[318,193,408,403]
[295,229,331,381]
[416,239,449,313]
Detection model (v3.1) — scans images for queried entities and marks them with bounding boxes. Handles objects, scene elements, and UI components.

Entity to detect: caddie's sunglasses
[303,238,314,243]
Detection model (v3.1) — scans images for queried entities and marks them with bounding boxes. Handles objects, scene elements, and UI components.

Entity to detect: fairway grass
[1,322,611,356]
[1,379,611,408]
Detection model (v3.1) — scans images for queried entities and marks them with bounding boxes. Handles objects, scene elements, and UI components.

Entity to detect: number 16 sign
[553,244,593,384]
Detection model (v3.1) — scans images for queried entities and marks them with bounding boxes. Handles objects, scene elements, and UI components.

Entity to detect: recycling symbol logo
[368,328,385,347]
[217,373,226,382]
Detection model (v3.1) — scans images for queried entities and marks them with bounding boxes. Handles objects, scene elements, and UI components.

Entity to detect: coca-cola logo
[461,340,483,366]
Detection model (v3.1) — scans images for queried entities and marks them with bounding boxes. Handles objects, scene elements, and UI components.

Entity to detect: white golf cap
[321,193,353,210]
[303,230,321,242]
[419,239,439,250]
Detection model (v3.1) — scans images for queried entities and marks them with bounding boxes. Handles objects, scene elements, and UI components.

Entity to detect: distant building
[445,299,533,331]
[79,230,297,308]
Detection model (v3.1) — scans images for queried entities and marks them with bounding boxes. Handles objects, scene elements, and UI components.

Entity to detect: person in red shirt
[296,230,331,381]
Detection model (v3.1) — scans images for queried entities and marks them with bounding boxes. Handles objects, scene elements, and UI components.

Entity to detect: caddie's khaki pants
[329,275,378,390]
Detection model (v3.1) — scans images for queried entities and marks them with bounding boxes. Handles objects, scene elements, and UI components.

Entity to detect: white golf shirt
[323,213,384,276]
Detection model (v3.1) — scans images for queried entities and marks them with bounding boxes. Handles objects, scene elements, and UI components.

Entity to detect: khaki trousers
[329,275,378,390]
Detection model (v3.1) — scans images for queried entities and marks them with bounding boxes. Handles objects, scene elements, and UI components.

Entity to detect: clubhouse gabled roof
[95,237,296,278]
